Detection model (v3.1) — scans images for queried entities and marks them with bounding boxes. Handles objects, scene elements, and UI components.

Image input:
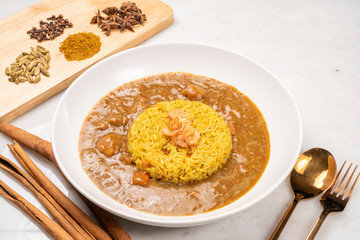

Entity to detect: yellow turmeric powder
[59,32,101,61]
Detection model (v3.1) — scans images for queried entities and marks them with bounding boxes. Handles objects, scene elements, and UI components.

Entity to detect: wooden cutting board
[0,0,173,122]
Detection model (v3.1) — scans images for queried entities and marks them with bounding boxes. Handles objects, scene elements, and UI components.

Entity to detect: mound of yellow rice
[127,99,232,183]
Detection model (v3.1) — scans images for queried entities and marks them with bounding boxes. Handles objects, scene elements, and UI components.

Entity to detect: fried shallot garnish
[162,109,200,148]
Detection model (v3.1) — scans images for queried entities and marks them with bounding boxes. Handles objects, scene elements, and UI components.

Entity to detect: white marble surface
[1,0,360,239]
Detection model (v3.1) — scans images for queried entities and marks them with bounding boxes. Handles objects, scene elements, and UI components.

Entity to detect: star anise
[102,7,118,16]
[120,1,137,12]
[90,10,105,27]
[100,22,120,36]
[106,14,121,22]
[119,16,137,32]
[135,14,146,24]
[90,2,146,36]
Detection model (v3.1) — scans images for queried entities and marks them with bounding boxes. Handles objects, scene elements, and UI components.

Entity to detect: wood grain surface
[0,0,173,122]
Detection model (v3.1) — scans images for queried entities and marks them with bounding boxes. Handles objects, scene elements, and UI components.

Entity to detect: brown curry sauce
[79,72,270,216]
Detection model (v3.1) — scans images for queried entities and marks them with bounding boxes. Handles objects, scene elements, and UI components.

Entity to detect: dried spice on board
[27,14,73,42]
[90,1,147,36]
[5,45,51,84]
[59,32,101,61]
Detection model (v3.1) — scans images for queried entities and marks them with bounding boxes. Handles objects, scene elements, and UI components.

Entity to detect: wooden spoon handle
[269,196,300,240]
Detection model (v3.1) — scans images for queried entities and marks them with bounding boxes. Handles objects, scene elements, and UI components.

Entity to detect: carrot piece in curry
[133,172,149,186]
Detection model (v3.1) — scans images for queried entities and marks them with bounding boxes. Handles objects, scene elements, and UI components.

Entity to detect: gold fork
[306,161,360,240]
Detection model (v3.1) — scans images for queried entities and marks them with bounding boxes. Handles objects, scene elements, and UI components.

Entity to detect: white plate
[52,43,302,227]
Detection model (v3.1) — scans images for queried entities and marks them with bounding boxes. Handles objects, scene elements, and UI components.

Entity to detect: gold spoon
[269,148,337,240]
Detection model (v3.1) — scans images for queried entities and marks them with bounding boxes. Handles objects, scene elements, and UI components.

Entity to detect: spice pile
[4,1,148,82]
[27,14,73,42]
[5,45,50,84]
[90,1,147,36]
[59,32,101,61]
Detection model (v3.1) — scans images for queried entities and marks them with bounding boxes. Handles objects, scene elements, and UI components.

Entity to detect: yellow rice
[128,99,232,183]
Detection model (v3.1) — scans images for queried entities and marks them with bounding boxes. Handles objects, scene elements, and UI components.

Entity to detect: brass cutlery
[306,161,360,240]
[269,148,337,240]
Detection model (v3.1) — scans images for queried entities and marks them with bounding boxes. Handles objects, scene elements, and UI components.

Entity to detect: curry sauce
[79,72,270,216]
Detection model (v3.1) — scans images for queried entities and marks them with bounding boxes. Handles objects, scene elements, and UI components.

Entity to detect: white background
[0,0,360,239]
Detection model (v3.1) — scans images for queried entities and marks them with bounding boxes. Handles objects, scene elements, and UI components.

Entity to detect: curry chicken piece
[182,85,205,100]
[93,121,109,130]
[96,133,126,157]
